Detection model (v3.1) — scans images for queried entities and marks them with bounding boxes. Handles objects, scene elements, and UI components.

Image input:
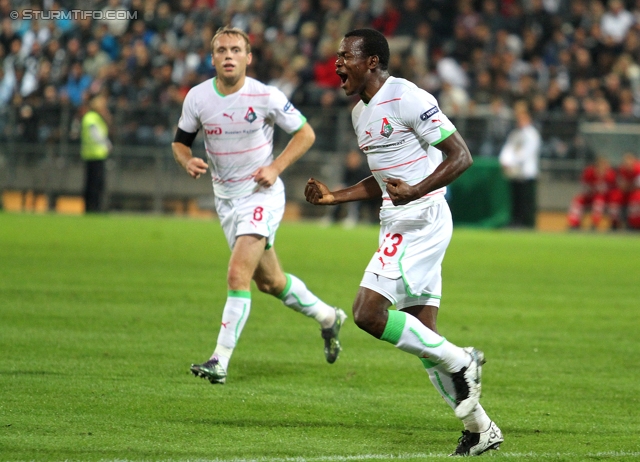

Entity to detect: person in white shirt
[172,27,346,385]
[498,100,541,228]
[600,0,635,44]
[305,28,503,457]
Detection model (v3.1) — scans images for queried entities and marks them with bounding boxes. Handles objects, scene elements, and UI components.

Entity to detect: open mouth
[336,71,348,88]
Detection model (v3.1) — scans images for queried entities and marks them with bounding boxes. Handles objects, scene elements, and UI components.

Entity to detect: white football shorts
[360,201,453,309]
[214,179,285,249]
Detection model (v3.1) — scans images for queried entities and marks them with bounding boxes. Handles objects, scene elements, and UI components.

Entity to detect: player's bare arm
[306,175,381,205]
[172,141,208,179]
[384,131,473,206]
[253,122,316,187]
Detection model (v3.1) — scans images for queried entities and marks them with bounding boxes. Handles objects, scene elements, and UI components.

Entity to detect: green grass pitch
[1,212,639,461]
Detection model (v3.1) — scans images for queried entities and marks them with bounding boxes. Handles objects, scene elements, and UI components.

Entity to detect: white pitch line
[101,451,640,462]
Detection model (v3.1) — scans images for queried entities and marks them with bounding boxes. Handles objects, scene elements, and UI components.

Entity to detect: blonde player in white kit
[172,27,346,385]
[305,29,503,456]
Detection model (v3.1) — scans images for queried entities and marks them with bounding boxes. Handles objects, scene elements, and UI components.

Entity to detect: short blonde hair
[211,26,251,54]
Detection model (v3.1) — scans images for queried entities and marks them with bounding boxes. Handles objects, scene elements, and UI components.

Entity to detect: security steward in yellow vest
[81,94,112,212]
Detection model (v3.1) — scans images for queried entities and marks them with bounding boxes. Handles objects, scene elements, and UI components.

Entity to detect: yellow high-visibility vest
[81,111,110,160]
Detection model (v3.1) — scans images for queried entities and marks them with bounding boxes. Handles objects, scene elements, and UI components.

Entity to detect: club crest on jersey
[420,107,439,120]
[245,107,257,123]
[380,118,393,138]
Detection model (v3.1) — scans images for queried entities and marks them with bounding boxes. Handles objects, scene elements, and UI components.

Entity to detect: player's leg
[253,247,347,363]
[607,189,624,229]
[191,233,266,384]
[402,303,501,453]
[627,190,640,229]
[591,193,606,228]
[353,286,481,418]
[567,193,587,228]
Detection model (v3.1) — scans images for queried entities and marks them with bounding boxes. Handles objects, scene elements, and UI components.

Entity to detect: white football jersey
[351,76,457,222]
[178,76,307,199]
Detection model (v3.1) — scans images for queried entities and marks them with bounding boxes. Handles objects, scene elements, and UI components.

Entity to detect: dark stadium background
[1,0,639,228]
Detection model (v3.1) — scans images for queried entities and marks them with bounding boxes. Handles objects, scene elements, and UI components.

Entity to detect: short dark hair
[344,29,390,71]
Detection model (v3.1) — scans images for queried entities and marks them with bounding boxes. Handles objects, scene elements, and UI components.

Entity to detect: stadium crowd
[1,0,640,148]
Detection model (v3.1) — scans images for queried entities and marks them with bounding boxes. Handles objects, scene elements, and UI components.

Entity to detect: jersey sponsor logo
[362,138,407,151]
[420,106,439,120]
[245,107,257,123]
[378,256,389,269]
[205,126,222,135]
[365,129,372,137]
[221,321,230,328]
[223,112,234,121]
[380,117,393,138]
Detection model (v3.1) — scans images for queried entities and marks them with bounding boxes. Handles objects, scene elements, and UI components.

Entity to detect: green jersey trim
[291,115,308,134]
[212,78,226,97]
[431,126,457,146]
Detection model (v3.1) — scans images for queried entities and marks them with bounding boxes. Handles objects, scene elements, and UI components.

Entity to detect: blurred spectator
[567,156,620,229]
[306,89,340,152]
[0,0,637,154]
[478,96,512,157]
[309,40,341,103]
[16,101,39,165]
[16,101,39,143]
[268,63,302,100]
[600,0,635,45]
[371,0,400,37]
[616,152,640,228]
[0,66,14,106]
[62,61,92,106]
[101,0,131,37]
[470,70,496,108]
[38,84,62,143]
[351,0,374,30]
[524,0,555,44]
[387,0,424,55]
[499,101,541,228]
[0,17,18,56]
[481,0,506,33]
[439,80,470,116]
[456,0,481,34]
[83,41,112,78]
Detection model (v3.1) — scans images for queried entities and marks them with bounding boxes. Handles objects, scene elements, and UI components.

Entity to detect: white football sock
[423,361,491,432]
[212,290,251,371]
[381,309,468,372]
[277,273,335,328]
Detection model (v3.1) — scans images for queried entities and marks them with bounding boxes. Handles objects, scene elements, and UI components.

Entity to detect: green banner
[448,157,511,228]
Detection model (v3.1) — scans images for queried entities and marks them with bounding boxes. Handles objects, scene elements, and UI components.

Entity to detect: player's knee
[352,302,385,336]
[227,267,250,291]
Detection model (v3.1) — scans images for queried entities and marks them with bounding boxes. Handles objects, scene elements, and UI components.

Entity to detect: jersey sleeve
[267,86,307,134]
[400,89,457,146]
[177,88,200,133]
